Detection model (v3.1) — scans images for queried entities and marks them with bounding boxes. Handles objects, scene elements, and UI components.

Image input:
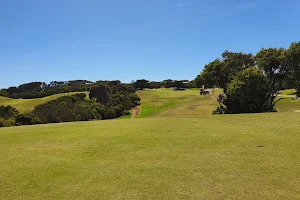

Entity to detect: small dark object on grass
[173,87,186,91]
[257,145,265,148]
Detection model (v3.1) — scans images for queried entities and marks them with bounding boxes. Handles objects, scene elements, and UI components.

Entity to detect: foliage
[15,113,42,126]
[195,59,225,88]
[0,90,8,97]
[133,79,150,90]
[255,48,287,91]
[89,84,111,105]
[0,117,15,127]
[33,93,102,123]
[286,42,300,97]
[0,105,19,119]
[213,67,276,114]
[149,81,162,89]
[195,51,255,90]
[163,79,173,88]
[4,80,92,99]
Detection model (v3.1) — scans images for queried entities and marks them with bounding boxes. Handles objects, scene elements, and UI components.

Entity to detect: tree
[255,48,287,91]
[15,113,42,126]
[133,79,150,90]
[194,75,204,88]
[163,79,173,88]
[89,84,111,105]
[198,59,226,88]
[196,51,255,90]
[222,51,255,90]
[286,42,300,97]
[172,80,185,88]
[214,67,276,114]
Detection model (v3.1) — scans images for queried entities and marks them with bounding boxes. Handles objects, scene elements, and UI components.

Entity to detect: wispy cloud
[237,3,256,10]
[177,2,189,8]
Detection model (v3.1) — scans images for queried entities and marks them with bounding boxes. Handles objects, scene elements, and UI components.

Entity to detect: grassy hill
[0,89,300,199]
[136,88,300,116]
[0,92,89,113]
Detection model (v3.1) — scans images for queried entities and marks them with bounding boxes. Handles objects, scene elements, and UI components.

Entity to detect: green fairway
[1,113,300,199]
[136,88,222,117]
[1,89,300,199]
[0,92,88,113]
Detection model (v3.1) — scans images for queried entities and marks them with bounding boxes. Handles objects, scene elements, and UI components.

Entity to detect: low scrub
[0,83,141,127]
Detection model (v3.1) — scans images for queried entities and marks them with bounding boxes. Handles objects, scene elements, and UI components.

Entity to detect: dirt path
[132,106,141,118]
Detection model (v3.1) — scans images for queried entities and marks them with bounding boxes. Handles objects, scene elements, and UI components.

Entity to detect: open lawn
[0,89,300,199]
[0,92,89,113]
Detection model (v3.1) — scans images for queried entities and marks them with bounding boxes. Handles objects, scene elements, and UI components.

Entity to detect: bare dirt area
[132,106,141,118]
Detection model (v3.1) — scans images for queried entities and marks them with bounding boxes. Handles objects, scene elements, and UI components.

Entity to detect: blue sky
[1,0,300,88]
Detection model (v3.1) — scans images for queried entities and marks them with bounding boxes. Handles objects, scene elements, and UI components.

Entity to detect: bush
[0,105,19,119]
[0,117,16,127]
[0,90,8,97]
[214,67,276,114]
[15,113,42,126]
[89,84,111,105]
[33,93,102,123]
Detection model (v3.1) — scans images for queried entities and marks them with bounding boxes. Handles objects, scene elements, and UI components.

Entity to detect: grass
[279,89,297,96]
[1,113,300,199]
[136,88,222,118]
[0,92,88,113]
[1,89,300,199]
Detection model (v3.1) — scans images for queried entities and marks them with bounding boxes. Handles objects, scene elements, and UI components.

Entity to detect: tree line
[132,79,194,90]
[0,79,196,99]
[0,83,140,127]
[194,41,300,114]
[0,80,92,99]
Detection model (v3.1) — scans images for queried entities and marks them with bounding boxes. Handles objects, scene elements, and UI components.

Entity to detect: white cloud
[177,2,189,8]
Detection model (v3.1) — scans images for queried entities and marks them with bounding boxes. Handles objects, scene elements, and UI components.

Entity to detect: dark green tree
[196,51,255,90]
[133,79,150,90]
[89,84,111,105]
[214,67,276,114]
[286,42,300,97]
[255,48,287,91]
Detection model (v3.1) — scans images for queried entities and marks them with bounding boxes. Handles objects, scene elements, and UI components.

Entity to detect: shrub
[89,84,111,105]
[15,113,42,126]
[0,90,8,97]
[0,117,16,127]
[32,94,102,124]
[214,67,276,114]
[0,105,19,119]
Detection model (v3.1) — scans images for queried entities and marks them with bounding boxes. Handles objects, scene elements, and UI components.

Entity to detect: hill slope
[136,88,300,116]
[0,92,88,113]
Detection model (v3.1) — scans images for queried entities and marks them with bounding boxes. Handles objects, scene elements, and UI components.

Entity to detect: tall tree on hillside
[286,42,300,97]
[197,59,226,88]
[222,51,255,89]
[196,51,255,90]
[255,48,287,102]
